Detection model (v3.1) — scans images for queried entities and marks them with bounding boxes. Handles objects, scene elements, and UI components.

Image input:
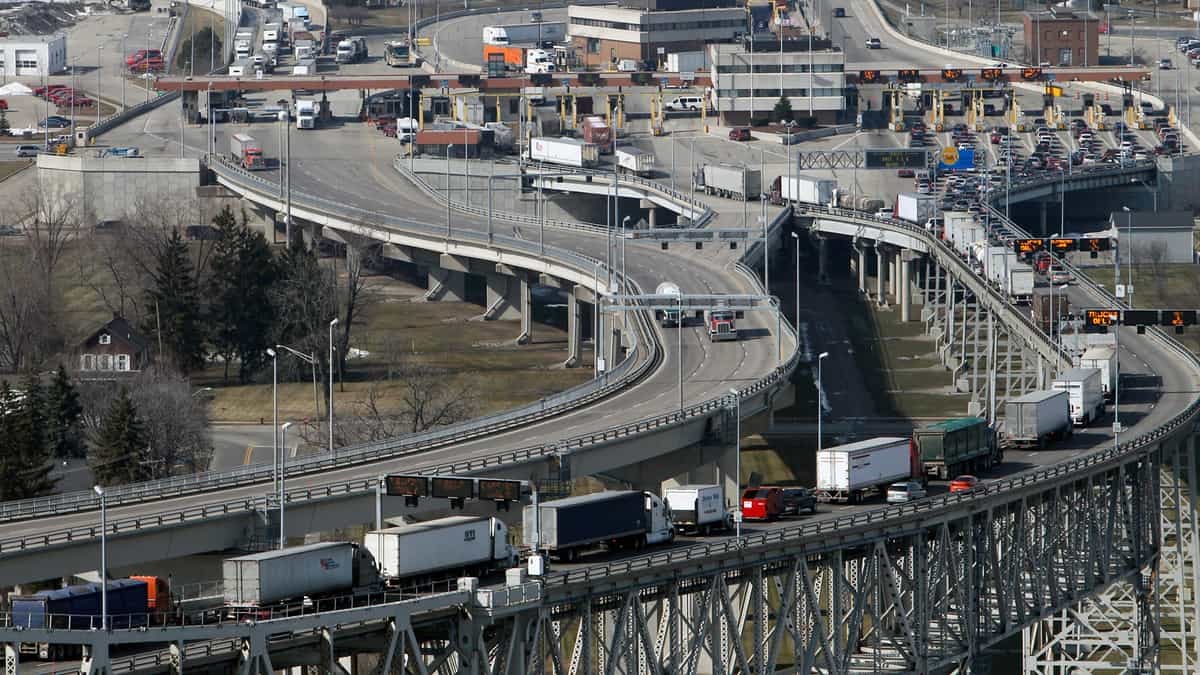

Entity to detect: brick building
[1022,10,1098,67]
[77,315,151,377]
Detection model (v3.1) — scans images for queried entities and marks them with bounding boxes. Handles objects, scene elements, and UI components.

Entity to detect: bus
[385,40,411,67]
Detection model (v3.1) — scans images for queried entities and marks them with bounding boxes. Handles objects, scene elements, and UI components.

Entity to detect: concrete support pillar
[517,276,533,345]
[425,267,466,302]
[648,207,657,229]
[483,274,522,320]
[565,286,583,368]
[889,253,899,301]
[875,246,887,307]
[900,254,912,322]
[1039,200,1048,235]
[857,244,868,292]
[302,222,323,251]
[609,327,623,370]
[817,235,828,284]
[80,642,111,675]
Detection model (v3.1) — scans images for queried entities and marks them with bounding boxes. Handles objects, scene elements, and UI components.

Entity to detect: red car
[728,126,752,141]
[949,475,980,493]
[0,99,7,111]
[125,49,162,66]
[740,487,784,520]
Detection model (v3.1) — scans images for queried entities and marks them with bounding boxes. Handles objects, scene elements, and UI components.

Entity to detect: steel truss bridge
[0,160,1198,675]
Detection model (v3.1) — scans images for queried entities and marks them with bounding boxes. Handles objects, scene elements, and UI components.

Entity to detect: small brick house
[78,315,151,376]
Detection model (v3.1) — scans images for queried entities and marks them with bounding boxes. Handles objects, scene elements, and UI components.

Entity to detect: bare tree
[332,244,379,388]
[22,181,81,298]
[395,361,477,434]
[1140,240,1170,300]
[77,367,213,477]
[0,253,47,372]
[75,234,147,325]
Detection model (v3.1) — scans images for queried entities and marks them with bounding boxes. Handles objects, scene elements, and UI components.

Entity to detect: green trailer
[913,417,1000,480]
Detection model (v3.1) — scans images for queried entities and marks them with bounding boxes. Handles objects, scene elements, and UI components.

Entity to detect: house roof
[1109,210,1195,230]
[86,315,149,351]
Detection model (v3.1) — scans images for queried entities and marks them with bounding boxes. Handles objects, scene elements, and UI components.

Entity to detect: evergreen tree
[773,96,794,124]
[145,230,206,373]
[12,373,55,498]
[0,108,10,137]
[45,364,85,460]
[91,388,148,487]
[0,382,20,501]
[207,206,278,383]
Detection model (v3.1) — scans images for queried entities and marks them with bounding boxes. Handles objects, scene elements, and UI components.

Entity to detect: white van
[617,58,639,72]
[665,96,703,111]
[229,59,249,76]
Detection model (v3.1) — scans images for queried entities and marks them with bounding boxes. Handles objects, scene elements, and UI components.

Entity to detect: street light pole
[97,45,103,120]
[328,318,339,454]
[268,348,278,496]
[791,232,800,330]
[279,422,292,548]
[93,486,107,630]
[817,351,829,453]
[121,34,128,111]
[729,389,741,539]
[446,144,454,238]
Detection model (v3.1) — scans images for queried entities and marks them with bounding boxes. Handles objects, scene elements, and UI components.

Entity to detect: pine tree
[207,206,278,383]
[773,96,794,124]
[45,364,85,460]
[144,231,205,373]
[91,388,148,487]
[0,108,10,137]
[0,382,21,501]
[12,373,55,498]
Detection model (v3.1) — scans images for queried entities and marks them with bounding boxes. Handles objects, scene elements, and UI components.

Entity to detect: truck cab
[295,101,316,129]
[645,492,675,544]
[705,310,737,341]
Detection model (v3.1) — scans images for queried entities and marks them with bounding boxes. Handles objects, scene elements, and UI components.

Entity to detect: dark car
[40,116,69,129]
[728,126,752,141]
[776,487,818,516]
[833,7,845,16]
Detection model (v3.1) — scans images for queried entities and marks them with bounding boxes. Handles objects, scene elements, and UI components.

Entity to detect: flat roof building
[1022,9,1097,67]
[708,41,845,124]
[0,34,67,78]
[567,4,746,69]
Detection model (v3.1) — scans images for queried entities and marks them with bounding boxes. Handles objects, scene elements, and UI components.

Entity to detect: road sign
[415,37,432,46]
[940,146,959,165]
[864,148,927,169]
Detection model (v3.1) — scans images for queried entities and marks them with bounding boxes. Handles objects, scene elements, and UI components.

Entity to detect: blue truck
[11,579,151,660]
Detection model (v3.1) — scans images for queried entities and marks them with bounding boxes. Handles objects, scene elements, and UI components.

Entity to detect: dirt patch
[0,3,84,36]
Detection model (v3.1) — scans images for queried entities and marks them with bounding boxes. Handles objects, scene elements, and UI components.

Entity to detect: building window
[15,57,37,70]
[117,354,130,371]
[81,354,95,371]
[99,333,111,345]
[587,38,600,53]
[99,355,112,370]
[1059,48,1072,65]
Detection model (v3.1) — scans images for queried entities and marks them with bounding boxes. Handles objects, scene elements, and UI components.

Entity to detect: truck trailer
[913,416,1000,480]
[895,192,937,225]
[1052,367,1105,426]
[771,175,835,206]
[697,164,761,201]
[663,484,730,535]
[1003,389,1072,448]
[616,148,655,176]
[1080,346,1118,398]
[13,579,159,660]
[366,516,515,583]
[580,116,612,153]
[222,542,363,610]
[482,22,567,46]
[526,137,599,168]
[522,491,674,562]
[815,437,917,503]
[230,133,266,170]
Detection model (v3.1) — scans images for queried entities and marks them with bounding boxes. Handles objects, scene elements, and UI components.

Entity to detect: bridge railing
[0,161,800,549]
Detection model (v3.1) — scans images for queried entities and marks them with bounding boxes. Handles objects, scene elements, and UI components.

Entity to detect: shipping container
[13,579,152,660]
[366,516,514,582]
[483,44,526,68]
[895,192,937,224]
[1003,389,1071,448]
[815,437,917,502]
[663,484,729,534]
[223,542,357,608]
[913,417,999,480]
[522,491,673,561]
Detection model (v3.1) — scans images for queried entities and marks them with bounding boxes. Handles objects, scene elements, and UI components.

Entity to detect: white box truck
[1080,346,1118,398]
[223,542,361,608]
[365,516,515,583]
[815,437,915,503]
[526,137,599,168]
[1003,389,1071,448]
[1009,263,1035,303]
[295,99,316,128]
[895,192,936,225]
[782,175,836,206]
[616,148,655,177]
[663,485,730,535]
[1053,367,1106,426]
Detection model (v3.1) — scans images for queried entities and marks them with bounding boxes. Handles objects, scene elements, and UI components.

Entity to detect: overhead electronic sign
[859,69,881,83]
[1081,236,1112,252]
[864,149,927,169]
[1122,309,1160,326]
[478,479,522,502]
[941,68,963,82]
[1014,238,1045,254]
[1084,309,1120,332]
[981,68,1003,81]
[1161,310,1197,327]
[431,476,474,500]
[1049,237,1075,253]
[385,475,428,497]
[1021,67,1043,81]
[897,68,921,83]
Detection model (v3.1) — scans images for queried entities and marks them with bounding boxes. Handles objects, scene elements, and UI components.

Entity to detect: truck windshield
[389,44,409,58]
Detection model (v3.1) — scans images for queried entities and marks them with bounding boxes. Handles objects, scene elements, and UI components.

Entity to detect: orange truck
[484,44,525,69]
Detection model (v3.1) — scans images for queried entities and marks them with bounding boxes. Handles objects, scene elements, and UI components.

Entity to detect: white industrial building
[0,34,68,78]
[1108,211,1196,265]
[708,41,845,124]
[568,4,746,68]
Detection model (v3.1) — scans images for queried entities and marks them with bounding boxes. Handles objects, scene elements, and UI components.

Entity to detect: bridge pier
[899,251,913,322]
[517,276,533,344]
[565,285,583,368]
[856,242,868,293]
[817,235,829,284]
[79,641,110,675]
[875,246,888,307]
[483,273,522,321]
[425,267,467,302]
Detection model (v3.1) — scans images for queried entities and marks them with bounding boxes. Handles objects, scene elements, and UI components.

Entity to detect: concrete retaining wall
[37,154,202,224]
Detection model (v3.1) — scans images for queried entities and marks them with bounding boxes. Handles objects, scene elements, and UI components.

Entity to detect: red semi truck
[230,134,267,170]
[705,309,738,341]
[580,116,612,154]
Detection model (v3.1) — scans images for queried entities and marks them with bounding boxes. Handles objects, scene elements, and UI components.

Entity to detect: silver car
[886,481,927,504]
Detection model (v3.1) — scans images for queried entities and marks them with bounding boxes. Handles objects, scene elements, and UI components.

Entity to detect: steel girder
[450,451,1158,675]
